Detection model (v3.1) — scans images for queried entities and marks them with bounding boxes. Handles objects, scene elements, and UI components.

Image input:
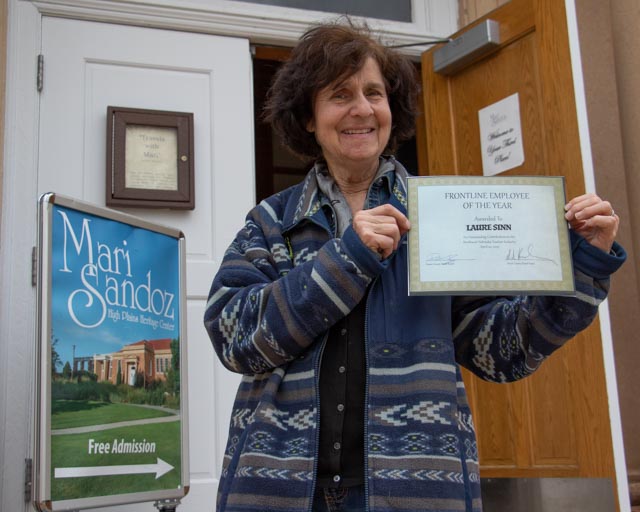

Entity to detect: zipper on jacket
[360,170,400,509]
[308,332,329,512]
[362,238,405,512]
[307,204,336,512]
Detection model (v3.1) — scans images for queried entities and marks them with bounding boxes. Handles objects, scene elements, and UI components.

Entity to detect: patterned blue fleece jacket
[203,158,626,512]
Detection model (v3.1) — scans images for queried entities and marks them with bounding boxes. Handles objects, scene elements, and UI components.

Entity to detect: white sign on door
[478,93,525,176]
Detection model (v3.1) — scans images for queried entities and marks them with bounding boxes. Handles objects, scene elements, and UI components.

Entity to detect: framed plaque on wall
[106,106,194,209]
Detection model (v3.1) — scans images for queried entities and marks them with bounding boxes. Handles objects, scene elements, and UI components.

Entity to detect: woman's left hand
[564,193,619,253]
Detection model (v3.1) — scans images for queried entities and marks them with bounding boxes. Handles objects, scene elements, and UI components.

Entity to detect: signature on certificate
[505,244,557,265]
[425,253,476,266]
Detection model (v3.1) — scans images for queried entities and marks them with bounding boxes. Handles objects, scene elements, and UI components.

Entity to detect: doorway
[252,47,421,202]
[128,363,137,386]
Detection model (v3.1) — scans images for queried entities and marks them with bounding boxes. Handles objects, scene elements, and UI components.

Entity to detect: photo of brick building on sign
[92,338,173,386]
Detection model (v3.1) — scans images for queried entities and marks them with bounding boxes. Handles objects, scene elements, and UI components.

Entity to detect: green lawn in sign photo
[52,400,174,429]
[51,401,182,501]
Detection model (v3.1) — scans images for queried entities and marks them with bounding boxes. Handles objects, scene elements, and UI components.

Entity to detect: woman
[204,20,625,512]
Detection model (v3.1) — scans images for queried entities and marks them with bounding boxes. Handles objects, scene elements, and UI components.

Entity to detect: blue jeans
[312,485,366,512]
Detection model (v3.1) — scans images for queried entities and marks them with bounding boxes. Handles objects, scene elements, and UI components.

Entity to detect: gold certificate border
[407,176,575,295]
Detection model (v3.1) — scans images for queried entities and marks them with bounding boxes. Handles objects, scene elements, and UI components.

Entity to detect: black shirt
[316,293,367,488]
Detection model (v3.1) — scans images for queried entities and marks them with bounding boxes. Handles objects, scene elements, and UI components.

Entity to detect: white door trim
[0,2,43,511]
[564,0,630,510]
[28,0,458,57]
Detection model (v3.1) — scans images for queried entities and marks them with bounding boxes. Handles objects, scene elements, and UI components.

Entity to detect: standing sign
[35,194,189,511]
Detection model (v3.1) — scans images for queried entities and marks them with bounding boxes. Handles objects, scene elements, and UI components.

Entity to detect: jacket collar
[282,156,410,233]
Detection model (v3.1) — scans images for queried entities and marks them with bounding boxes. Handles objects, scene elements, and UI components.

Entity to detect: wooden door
[420,0,617,500]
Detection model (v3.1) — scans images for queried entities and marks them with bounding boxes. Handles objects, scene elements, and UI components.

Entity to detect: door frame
[1,2,43,508]
[564,0,628,506]
[28,0,457,58]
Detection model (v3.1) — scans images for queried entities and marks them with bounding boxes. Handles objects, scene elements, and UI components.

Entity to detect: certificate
[407,176,575,295]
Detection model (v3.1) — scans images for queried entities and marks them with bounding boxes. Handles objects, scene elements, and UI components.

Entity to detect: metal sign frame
[34,193,189,511]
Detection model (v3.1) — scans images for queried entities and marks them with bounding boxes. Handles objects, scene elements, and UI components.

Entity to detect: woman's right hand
[352,204,411,259]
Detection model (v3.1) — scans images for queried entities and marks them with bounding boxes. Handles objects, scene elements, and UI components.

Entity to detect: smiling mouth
[343,128,374,134]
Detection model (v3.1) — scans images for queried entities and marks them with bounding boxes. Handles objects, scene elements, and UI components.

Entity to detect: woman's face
[307,57,392,174]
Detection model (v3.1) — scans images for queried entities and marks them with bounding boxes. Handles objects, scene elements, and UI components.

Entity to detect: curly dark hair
[263,19,419,160]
